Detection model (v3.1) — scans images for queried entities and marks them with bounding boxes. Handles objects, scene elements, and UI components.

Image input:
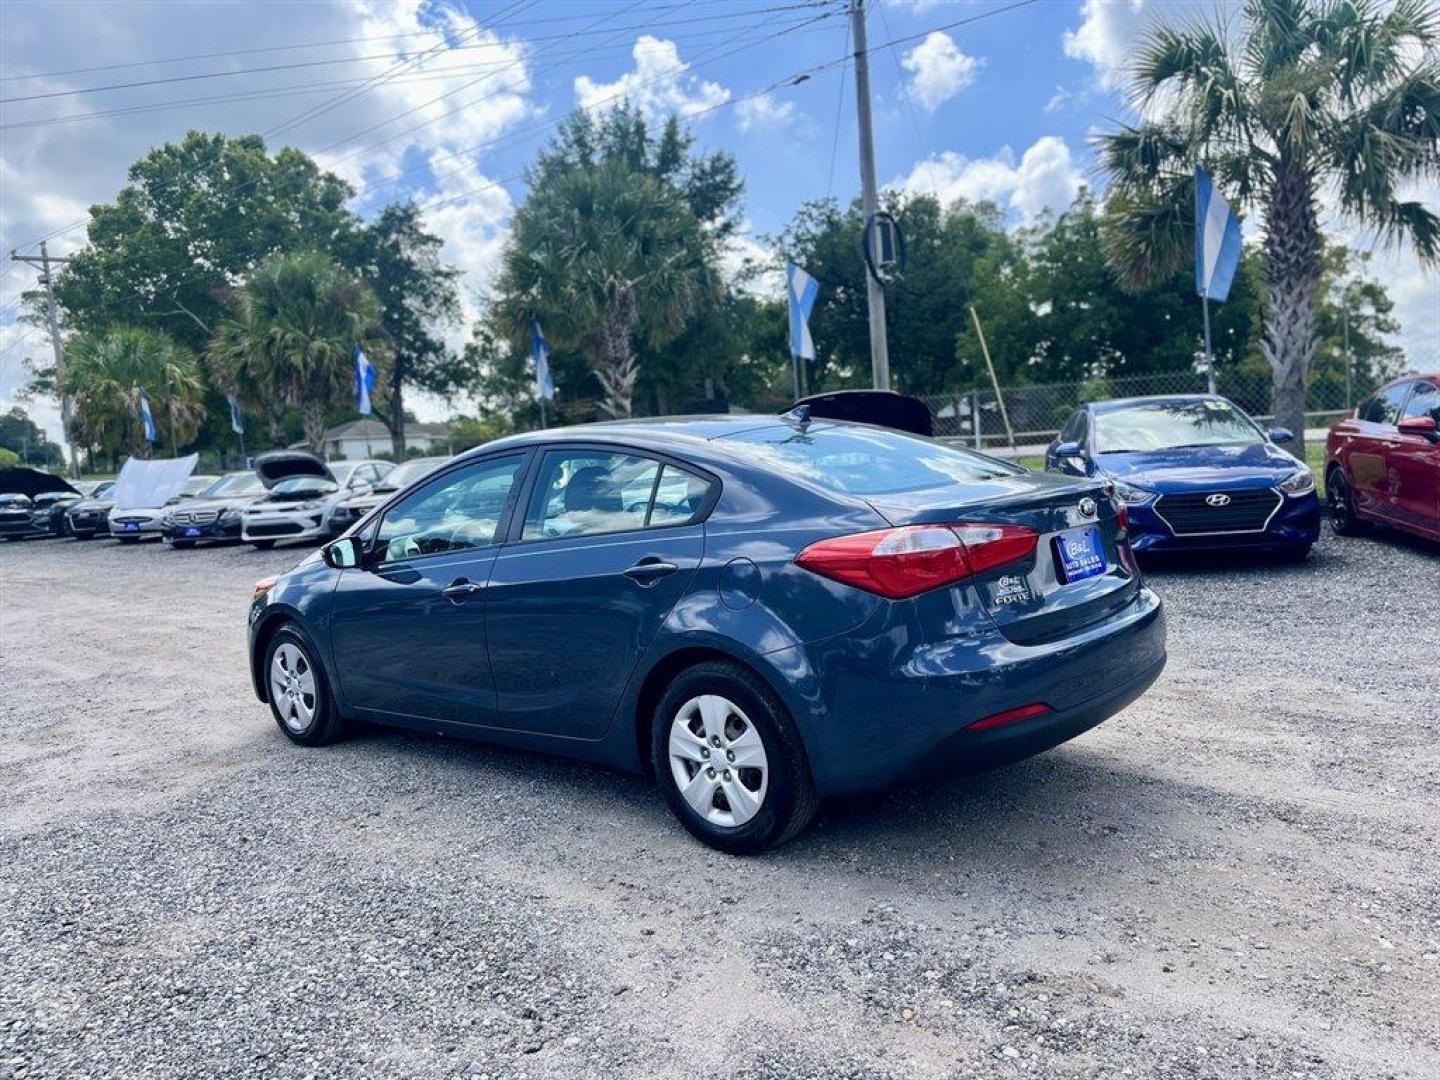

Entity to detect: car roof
[466,415,797,460]
[1088,394,1235,414]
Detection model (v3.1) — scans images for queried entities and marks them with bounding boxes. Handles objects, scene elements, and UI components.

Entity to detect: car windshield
[1093,400,1263,454]
[379,459,444,489]
[202,473,266,498]
[720,423,1024,496]
[272,477,338,496]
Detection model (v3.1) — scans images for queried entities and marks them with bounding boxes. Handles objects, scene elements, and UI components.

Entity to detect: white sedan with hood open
[241,452,392,549]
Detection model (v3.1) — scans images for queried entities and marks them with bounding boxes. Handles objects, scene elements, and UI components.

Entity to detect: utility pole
[10,242,77,477]
[849,0,890,390]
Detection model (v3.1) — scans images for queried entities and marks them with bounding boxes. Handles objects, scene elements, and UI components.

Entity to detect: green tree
[45,131,358,454]
[61,328,205,459]
[1098,0,1439,455]
[0,407,64,467]
[490,107,739,418]
[350,202,469,458]
[208,252,383,454]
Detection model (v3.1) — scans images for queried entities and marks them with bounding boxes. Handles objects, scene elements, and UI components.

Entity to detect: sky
[1,0,1436,449]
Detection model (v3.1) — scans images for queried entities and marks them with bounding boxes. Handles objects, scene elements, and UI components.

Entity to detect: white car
[241,453,392,549]
[109,474,218,542]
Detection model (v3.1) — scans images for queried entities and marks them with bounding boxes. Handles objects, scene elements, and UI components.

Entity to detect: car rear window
[720,424,1023,496]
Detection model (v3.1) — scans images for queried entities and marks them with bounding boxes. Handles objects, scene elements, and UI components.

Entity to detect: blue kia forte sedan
[248,416,1166,853]
[1045,395,1321,560]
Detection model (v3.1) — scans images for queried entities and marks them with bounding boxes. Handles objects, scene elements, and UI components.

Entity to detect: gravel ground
[1,528,1437,1079]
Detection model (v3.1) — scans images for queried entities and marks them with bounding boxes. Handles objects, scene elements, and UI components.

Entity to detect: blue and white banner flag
[786,261,819,361]
[354,345,376,416]
[531,320,555,401]
[1195,166,1242,303]
[137,386,156,443]
[227,394,244,435]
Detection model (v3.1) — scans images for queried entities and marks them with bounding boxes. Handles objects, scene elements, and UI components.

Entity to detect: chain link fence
[917,369,1361,450]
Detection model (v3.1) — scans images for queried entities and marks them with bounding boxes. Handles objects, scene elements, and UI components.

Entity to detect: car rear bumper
[1128,492,1320,552]
[793,586,1166,797]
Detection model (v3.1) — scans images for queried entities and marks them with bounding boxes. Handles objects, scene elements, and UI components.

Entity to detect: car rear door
[1392,381,1440,535]
[326,452,529,727]
[485,446,711,740]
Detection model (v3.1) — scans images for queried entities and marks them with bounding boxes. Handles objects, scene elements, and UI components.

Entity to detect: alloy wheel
[1328,473,1350,529]
[667,694,769,828]
[270,642,318,734]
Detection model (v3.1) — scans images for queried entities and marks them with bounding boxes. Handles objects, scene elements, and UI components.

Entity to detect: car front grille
[0,511,29,524]
[247,521,305,537]
[1154,488,1282,535]
[172,509,220,525]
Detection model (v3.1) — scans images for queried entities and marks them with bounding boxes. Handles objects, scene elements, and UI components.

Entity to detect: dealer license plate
[1054,526,1106,583]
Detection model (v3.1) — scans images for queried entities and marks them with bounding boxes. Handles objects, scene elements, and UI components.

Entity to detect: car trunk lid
[866,472,1139,645]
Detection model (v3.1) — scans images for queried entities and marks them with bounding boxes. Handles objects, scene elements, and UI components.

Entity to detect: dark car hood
[1096,442,1304,491]
[0,467,80,498]
[178,494,264,512]
[253,451,334,489]
[788,390,934,436]
[69,497,116,512]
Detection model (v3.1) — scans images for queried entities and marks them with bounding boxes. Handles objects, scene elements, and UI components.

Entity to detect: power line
[0,0,807,83]
[0,2,828,103]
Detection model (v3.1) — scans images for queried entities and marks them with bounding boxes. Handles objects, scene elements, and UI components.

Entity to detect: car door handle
[441,578,484,603]
[623,558,678,585]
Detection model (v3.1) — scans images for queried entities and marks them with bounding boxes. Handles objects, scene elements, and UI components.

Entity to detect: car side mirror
[1397,416,1439,442]
[323,536,361,569]
[1267,427,1295,444]
[1053,440,1082,458]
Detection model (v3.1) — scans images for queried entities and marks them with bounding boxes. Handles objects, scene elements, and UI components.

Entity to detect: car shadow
[335,720,1219,879]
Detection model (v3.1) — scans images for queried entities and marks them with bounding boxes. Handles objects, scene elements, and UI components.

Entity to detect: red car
[1325,373,1440,543]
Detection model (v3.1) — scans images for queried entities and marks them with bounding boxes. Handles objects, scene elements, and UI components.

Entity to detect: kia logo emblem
[1205,493,1232,507]
[1078,497,1096,517]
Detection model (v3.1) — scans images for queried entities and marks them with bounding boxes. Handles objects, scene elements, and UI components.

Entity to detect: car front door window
[376,457,524,563]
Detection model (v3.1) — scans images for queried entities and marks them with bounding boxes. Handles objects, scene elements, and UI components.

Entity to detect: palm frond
[1101,174,1197,290]
[1372,199,1440,265]
[1096,123,1193,189]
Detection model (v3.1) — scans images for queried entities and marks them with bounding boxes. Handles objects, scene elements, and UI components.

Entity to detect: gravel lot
[2,528,1437,1079]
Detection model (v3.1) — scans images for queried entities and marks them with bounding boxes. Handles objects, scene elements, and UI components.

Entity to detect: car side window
[523,450,662,540]
[1401,381,1438,422]
[647,464,711,526]
[1365,382,1412,426]
[374,456,523,564]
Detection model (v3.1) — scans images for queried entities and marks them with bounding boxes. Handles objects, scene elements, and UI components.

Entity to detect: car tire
[1326,468,1368,537]
[251,539,277,550]
[264,626,347,746]
[651,660,818,855]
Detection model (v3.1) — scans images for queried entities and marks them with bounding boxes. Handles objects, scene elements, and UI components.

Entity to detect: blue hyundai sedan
[1045,396,1321,560]
[248,416,1166,853]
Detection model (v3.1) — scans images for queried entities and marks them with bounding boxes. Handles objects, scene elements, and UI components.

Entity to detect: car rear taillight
[795,524,1038,600]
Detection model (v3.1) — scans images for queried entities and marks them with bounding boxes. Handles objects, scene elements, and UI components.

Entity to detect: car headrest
[563,465,622,514]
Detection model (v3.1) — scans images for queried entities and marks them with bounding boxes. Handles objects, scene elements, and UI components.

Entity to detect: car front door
[1392,381,1440,535]
[326,452,529,727]
[485,447,711,740]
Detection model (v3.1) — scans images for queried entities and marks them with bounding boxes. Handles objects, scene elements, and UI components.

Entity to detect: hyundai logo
[1078,497,1097,518]
[1205,493,1232,507]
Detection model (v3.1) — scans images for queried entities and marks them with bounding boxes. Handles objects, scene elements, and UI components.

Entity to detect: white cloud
[0,0,547,436]
[574,36,730,123]
[895,136,1085,224]
[735,94,797,134]
[1062,0,1150,92]
[900,31,981,112]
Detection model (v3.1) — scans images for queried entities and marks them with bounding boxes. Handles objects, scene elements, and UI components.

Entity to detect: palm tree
[496,159,712,419]
[62,327,205,460]
[1098,0,1438,452]
[209,251,383,454]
